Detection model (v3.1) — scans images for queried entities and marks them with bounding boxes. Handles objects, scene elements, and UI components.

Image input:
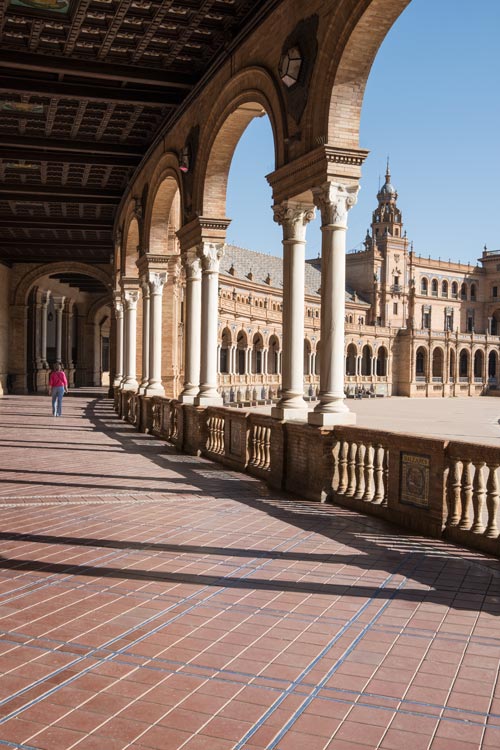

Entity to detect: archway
[432,348,444,380]
[346,343,357,376]
[220,327,232,374]
[459,349,470,379]
[304,339,312,376]
[123,217,140,277]
[236,330,248,375]
[376,346,388,377]
[268,335,280,375]
[415,346,427,380]
[488,351,498,382]
[252,333,264,375]
[361,344,372,376]
[474,350,484,381]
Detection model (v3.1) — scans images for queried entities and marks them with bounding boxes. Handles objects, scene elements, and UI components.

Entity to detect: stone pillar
[63,301,75,386]
[40,291,51,367]
[53,296,65,364]
[195,243,224,406]
[145,271,167,397]
[179,251,202,403]
[113,297,124,387]
[139,278,150,394]
[122,289,139,391]
[272,203,315,421]
[309,182,359,426]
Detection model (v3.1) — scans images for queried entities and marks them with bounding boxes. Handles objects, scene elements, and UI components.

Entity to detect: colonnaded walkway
[0,395,499,750]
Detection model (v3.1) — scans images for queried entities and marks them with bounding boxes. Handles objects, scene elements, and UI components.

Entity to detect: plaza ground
[0,394,498,750]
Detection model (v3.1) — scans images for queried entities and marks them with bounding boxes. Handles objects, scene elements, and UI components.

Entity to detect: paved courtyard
[0,395,499,750]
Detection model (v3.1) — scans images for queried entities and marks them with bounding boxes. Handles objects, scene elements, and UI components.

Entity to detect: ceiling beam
[0,147,139,167]
[0,218,112,230]
[0,50,196,90]
[0,182,122,205]
[0,75,183,107]
[0,191,121,206]
[0,135,143,158]
[0,239,112,247]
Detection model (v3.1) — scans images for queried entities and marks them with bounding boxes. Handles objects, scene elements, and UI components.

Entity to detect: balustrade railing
[333,438,388,506]
[248,423,272,472]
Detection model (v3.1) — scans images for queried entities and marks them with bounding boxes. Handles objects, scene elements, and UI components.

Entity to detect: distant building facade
[215,167,500,400]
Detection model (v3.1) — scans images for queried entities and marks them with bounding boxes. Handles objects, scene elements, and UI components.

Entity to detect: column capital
[312,182,360,229]
[52,295,66,312]
[197,242,225,274]
[272,202,315,242]
[41,290,51,306]
[113,299,123,318]
[148,271,167,295]
[140,275,150,297]
[182,249,202,281]
[123,289,139,310]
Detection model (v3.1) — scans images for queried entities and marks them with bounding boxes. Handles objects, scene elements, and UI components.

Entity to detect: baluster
[382,449,389,506]
[447,459,462,526]
[345,442,358,497]
[337,440,349,494]
[251,425,257,466]
[219,418,225,454]
[471,462,486,534]
[264,428,271,469]
[207,417,212,452]
[354,443,366,500]
[373,444,385,504]
[459,460,473,529]
[255,425,262,467]
[362,443,375,502]
[485,464,499,538]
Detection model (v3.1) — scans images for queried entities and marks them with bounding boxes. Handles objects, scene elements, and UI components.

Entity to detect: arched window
[346,344,357,376]
[361,344,372,376]
[449,349,456,381]
[219,328,231,373]
[488,351,497,381]
[461,283,467,300]
[236,331,248,375]
[431,279,438,296]
[470,283,477,301]
[441,280,448,297]
[421,277,428,295]
[303,339,312,375]
[459,349,469,379]
[451,281,458,298]
[432,348,443,380]
[473,350,484,380]
[416,347,427,379]
[252,333,263,375]
[268,335,280,374]
[376,347,388,377]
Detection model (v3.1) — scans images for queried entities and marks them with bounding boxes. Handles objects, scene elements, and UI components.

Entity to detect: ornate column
[139,277,150,394]
[113,296,124,387]
[40,291,51,368]
[145,271,167,397]
[63,300,75,385]
[122,288,139,391]
[195,243,224,406]
[179,251,202,403]
[272,203,315,421]
[53,296,66,364]
[309,182,359,426]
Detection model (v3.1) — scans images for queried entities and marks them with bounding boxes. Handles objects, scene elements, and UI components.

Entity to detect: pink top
[49,371,68,388]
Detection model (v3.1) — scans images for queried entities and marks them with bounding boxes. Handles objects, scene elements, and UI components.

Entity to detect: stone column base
[271,406,308,422]
[121,381,138,392]
[178,393,196,404]
[195,395,223,407]
[308,410,356,427]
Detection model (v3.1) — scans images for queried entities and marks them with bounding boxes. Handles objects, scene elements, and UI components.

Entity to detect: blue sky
[226,0,500,265]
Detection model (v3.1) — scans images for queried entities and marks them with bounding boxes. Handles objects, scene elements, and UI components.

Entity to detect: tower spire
[386,156,391,183]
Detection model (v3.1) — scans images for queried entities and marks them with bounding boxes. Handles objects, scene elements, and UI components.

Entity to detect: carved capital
[41,291,51,307]
[114,299,123,318]
[123,290,139,310]
[183,250,202,281]
[140,276,150,298]
[272,202,315,242]
[52,295,66,313]
[148,271,167,295]
[313,182,359,229]
[197,242,225,274]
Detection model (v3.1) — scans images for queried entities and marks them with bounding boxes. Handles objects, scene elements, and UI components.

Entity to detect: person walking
[48,363,68,417]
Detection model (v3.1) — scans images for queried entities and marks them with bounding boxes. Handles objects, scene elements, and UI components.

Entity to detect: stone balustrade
[117,389,500,557]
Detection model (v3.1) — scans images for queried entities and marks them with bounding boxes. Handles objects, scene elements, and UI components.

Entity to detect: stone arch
[361,343,372,376]
[219,326,232,374]
[12,262,112,307]
[420,277,428,295]
[307,0,411,148]
[268,334,280,375]
[488,350,498,380]
[431,278,439,296]
[236,329,248,375]
[252,332,264,375]
[451,281,459,298]
[89,299,112,387]
[473,349,484,379]
[459,348,470,378]
[195,67,286,217]
[441,280,449,297]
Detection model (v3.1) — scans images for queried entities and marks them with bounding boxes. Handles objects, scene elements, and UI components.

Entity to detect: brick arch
[123,216,140,276]
[12,262,112,306]
[86,296,112,325]
[195,67,286,217]
[306,0,411,149]
[144,156,184,255]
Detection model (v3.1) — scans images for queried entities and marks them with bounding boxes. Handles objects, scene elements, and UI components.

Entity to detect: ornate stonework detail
[182,251,202,281]
[113,300,123,318]
[313,182,360,229]
[273,203,316,242]
[198,243,225,274]
[52,296,66,312]
[123,290,139,310]
[140,276,150,298]
[148,271,167,295]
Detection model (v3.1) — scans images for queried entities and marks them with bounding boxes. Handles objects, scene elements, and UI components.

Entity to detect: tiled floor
[0,394,499,750]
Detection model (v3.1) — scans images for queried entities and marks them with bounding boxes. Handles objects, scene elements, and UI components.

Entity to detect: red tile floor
[0,394,499,750]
